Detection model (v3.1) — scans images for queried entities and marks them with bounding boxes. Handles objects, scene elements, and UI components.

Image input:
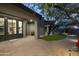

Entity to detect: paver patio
[0,36,79,56]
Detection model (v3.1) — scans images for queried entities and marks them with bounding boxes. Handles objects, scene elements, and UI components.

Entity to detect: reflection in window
[18,21,22,34]
[0,18,4,35]
[8,19,16,34]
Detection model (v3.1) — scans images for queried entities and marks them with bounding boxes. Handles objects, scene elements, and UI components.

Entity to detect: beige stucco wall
[26,23,35,35]
[0,4,44,39]
[37,18,45,38]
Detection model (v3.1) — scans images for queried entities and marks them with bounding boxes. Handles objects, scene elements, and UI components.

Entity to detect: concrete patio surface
[0,36,79,56]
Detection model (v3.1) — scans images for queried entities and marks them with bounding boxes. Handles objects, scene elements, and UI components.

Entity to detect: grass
[42,34,66,41]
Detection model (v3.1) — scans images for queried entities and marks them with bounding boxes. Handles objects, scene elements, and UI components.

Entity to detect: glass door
[18,21,23,37]
[0,17,23,41]
[18,21,23,34]
[0,18,5,41]
[7,19,17,40]
[8,19,16,35]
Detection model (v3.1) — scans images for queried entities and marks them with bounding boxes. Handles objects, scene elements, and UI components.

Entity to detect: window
[0,18,4,35]
[13,20,16,34]
[8,19,16,34]
[18,21,22,34]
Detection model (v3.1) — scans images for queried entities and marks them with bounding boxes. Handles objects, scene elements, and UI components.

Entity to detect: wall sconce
[30,19,33,22]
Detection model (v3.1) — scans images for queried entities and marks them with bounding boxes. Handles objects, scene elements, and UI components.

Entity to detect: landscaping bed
[42,34,66,41]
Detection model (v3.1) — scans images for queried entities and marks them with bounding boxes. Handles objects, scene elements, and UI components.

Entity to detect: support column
[45,25,49,36]
[23,20,27,37]
[27,22,30,35]
[34,20,38,39]
[35,18,45,38]
[47,25,49,34]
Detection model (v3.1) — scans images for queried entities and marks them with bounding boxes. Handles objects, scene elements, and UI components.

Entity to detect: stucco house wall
[0,3,44,40]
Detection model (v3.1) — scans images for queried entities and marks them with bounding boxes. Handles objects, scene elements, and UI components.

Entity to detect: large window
[8,19,16,34]
[0,18,4,35]
[18,21,23,34]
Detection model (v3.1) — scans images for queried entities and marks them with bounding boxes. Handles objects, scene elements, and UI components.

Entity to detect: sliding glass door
[0,18,5,41]
[0,18,4,35]
[18,21,23,34]
[8,19,16,35]
[0,17,23,41]
[6,19,17,40]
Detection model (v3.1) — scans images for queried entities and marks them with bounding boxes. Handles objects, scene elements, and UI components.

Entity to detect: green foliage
[35,3,79,17]
[42,34,66,41]
[35,3,53,16]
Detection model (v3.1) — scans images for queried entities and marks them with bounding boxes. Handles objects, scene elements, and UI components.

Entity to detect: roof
[14,3,42,18]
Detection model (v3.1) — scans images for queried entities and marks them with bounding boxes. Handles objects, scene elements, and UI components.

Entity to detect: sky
[23,3,50,20]
[23,3,42,15]
[23,3,79,22]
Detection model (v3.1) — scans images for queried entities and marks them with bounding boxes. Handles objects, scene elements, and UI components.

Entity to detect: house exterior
[0,3,44,41]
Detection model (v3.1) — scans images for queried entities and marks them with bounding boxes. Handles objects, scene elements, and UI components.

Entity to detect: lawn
[42,34,66,41]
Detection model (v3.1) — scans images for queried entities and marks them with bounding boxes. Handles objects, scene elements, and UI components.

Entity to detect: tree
[25,3,79,35]
[34,3,79,35]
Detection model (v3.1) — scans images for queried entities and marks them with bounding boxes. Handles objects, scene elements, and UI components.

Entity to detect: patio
[0,36,79,56]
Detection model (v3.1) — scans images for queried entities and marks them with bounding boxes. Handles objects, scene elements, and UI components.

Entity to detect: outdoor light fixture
[4,17,7,19]
[30,19,33,22]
